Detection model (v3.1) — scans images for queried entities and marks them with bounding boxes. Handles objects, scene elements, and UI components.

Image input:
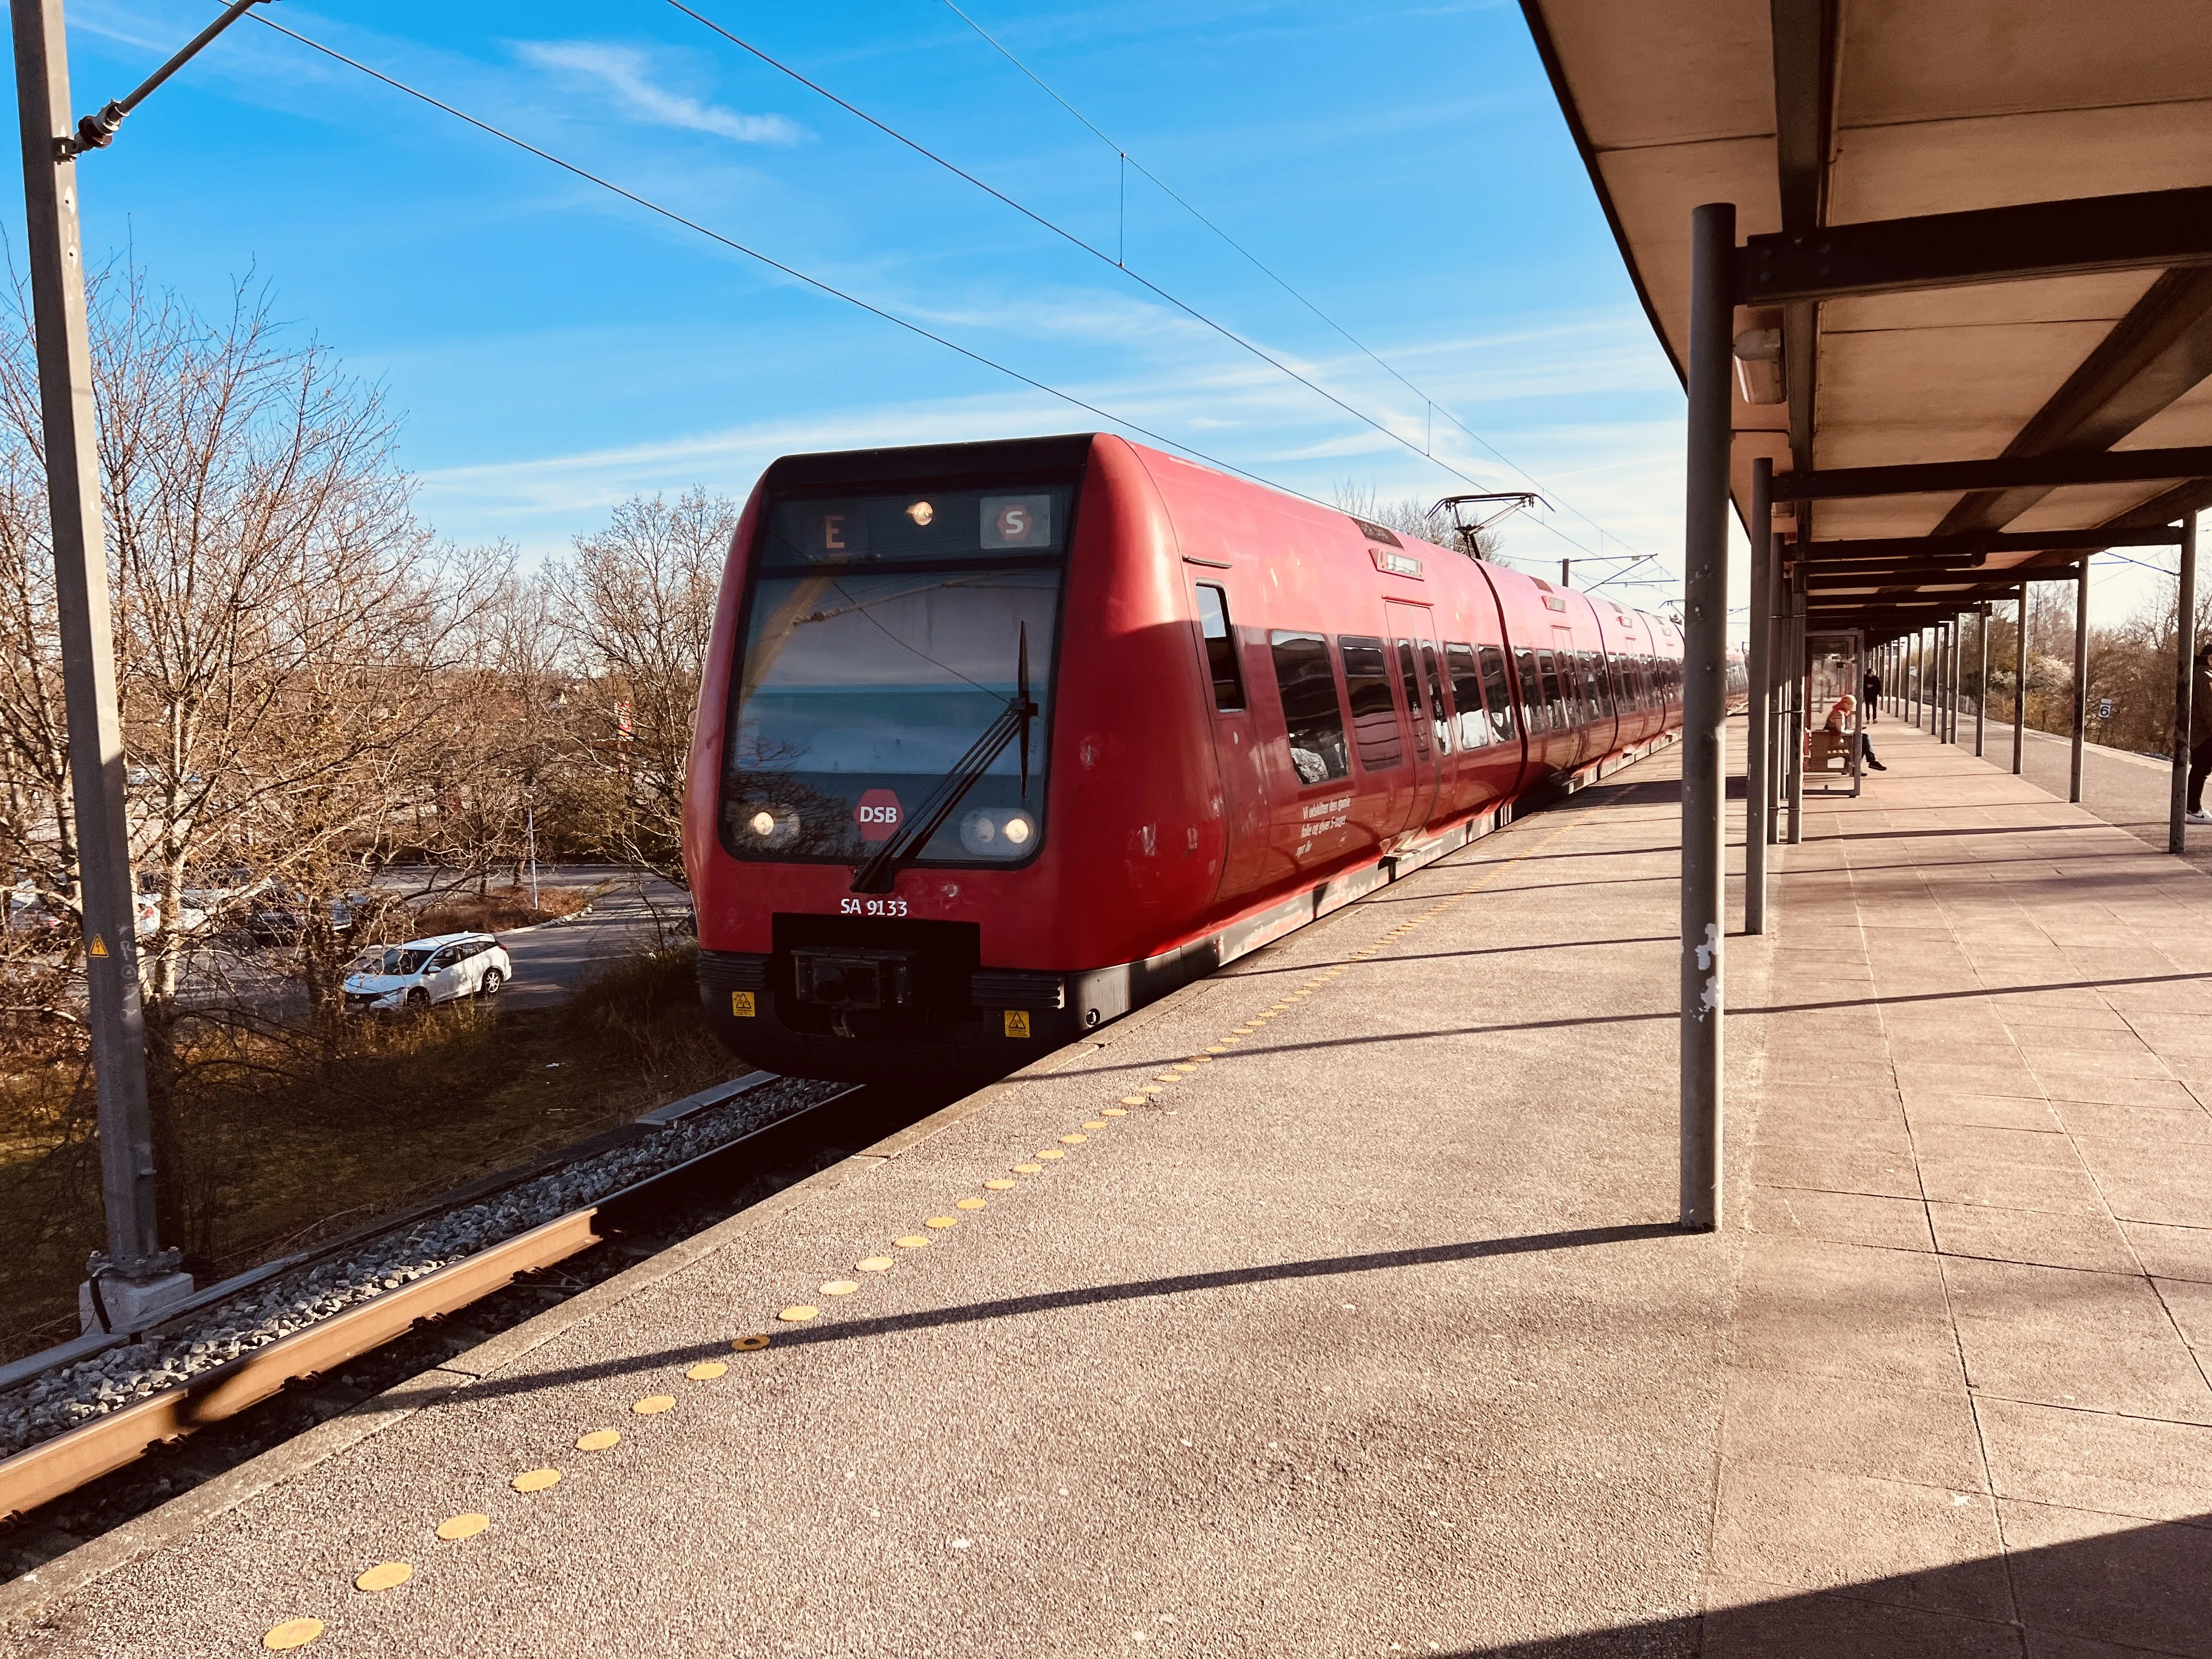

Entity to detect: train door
[1384,600,1449,836]
[1189,579,1271,901]
[1551,628,1588,770]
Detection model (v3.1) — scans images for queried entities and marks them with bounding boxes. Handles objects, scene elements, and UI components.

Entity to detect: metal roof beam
[1774,444,2212,501]
[1934,267,2212,535]
[1734,187,2212,306]
[1793,527,2181,563]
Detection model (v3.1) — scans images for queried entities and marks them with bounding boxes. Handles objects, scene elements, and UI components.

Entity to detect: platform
[7,722,2210,1656]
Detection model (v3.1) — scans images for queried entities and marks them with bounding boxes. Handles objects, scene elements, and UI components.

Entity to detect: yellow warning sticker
[88,934,108,958]
[731,991,756,1018]
[1003,1009,1030,1038]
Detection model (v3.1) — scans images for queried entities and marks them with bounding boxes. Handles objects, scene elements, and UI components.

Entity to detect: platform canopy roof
[1520,0,2212,642]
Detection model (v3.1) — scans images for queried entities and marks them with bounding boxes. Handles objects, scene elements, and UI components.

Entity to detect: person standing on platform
[2187,642,2212,826]
[1828,693,1886,771]
[1863,665,1882,723]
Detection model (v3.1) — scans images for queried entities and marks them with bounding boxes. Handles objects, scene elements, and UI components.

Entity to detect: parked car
[342,932,511,1011]
[241,893,363,947]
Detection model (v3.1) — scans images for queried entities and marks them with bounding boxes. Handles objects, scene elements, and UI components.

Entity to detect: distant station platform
[8,727,2210,1656]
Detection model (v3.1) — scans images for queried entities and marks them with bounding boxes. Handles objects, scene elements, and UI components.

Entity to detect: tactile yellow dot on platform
[354,1561,412,1593]
[511,1467,562,1493]
[1101,1107,1127,1117]
[436,1512,490,1541]
[820,1280,861,1296]
[688,1359,730,1379]
[575,1429,621,1451]
[857,1255,896,1270]
[1120,1095,1147,1105]
[984,1178,1016,1190]
[778,1305,819,1321]
[262,1618,324,1650]
[895,1234,931,1248]
[632,1394,677,1415]
[732,1334,771,1351]
[1059,1133,1087,1144]
[924,1215,958,1229]
[1012,1163,1043,1174]
[955,1197,987,1210]
[1036,1150,1065,1161]
[1083,1120,1108,1129]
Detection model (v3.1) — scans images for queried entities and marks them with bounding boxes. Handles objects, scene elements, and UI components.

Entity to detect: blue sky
[32,2,1692,599]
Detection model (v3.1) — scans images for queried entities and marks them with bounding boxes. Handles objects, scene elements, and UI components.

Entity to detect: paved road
[165,866,690,1015]
[495,876,689,1012]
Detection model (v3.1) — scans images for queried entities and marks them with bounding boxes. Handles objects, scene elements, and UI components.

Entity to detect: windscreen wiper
[850,625,1037,895]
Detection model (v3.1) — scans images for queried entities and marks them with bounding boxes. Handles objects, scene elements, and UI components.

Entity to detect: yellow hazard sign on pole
[88,934,108,958]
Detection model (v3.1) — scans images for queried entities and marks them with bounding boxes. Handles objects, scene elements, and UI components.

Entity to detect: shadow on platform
[1441,1510,2212,1656]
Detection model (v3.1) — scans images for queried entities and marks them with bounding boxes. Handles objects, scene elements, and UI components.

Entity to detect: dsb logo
[854,789,902,843]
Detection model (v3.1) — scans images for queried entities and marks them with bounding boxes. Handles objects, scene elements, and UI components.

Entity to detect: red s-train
[684,433,1684,1084]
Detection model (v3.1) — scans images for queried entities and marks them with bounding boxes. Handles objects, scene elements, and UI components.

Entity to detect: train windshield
[721,486,1070,866]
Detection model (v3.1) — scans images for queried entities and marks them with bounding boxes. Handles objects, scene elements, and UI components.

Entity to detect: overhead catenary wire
[933,0,1660,572]
[245,13,1369,520]
[662,0,1627,563]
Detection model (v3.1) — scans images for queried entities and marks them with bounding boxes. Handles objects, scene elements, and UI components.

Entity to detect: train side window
[1537,650,1568,727]
[1477,645,1517,743]
[1514,647,1547,732]
[1268,631,1351,785]
[1194,584,1245,712]
[1338,636,1403,770]
[1419,641,1452,754]
[1444,643,1487,748]
[1395,640,1430,754]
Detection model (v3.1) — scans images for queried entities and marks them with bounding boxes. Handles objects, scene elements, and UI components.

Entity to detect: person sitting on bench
[1826,693,1886,771]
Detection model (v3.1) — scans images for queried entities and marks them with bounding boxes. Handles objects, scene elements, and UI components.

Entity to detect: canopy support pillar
[1677,200,1731,1234]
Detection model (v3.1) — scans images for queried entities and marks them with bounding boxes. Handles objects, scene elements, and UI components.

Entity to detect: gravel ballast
[0,1075,838,1463]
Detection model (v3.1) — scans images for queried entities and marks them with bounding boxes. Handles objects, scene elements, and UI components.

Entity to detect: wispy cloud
[516,40,804,145]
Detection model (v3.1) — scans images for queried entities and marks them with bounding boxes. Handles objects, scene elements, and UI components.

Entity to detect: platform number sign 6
[981,495,1051,549]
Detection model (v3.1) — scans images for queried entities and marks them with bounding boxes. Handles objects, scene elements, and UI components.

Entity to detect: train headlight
[740,803,802,850]
[958,809,1037,857]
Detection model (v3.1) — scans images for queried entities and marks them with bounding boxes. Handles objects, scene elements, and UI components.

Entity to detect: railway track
[0,1074,946,1585]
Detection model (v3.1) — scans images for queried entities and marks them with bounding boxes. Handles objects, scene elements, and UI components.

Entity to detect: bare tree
[546,490,733,885]
[1333,483,1500,560]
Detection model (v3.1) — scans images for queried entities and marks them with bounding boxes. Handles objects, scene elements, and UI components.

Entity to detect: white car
[343,932,511,1011]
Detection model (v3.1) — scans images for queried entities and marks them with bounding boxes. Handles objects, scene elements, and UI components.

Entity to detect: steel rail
[0,1080,852,1524]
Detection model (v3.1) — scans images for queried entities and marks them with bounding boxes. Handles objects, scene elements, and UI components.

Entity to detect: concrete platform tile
[1912,1123,2080,1169]
[1748,1186,1934,1252]
[2073,1138,2212,1228]
[1727,1237,1963,1390]
[2050,1101,2212,1143]
[1914,1153,2110,1218]
[2009,1029,2163,1057]
[1756,1111,1915,1156]
[1720,1367,1983,1491]
[2157,1276,2212,1355]
[1701,1579,2023,1658]
[1977,1397,2212,1523]
[2031,1071,2196,1110]
[1893,1062,2045,1099]
[1707,1458,2011,1622]
[1902,1093,2063,1132]
[1927,1203,2138,1274]
[1940,1256,2212,1423]
[1754,1141,1925,1201]
[2121,1221,2212,1283]
[2002,1500,2212,1659]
